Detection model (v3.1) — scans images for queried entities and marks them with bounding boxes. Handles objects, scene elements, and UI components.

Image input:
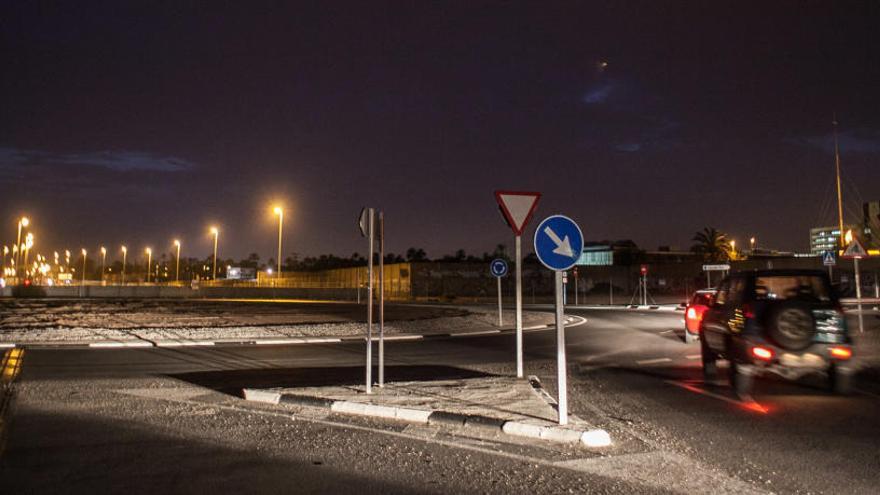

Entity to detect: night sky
[3,2,879,262]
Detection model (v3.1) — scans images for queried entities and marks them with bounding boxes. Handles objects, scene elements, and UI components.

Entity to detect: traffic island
[242,374,611,448]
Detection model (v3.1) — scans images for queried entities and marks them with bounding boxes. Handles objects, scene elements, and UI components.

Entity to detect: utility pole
[834,116,845,250]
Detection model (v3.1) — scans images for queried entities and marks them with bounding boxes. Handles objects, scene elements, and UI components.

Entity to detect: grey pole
[855,257,864,333]
[122,249,127,286]
[366,208,374,393]
[555,270,568,425]
[379,211,385,388]
[706,271,711,289]
[515,234,523,378]
[574,270,578,306]
[497,275,503,327]
[609,273,613,305]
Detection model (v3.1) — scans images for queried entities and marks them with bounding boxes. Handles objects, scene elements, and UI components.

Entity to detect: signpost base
[555,271,568,426]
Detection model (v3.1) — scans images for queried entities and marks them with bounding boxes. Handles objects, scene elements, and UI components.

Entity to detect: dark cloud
[0,148,195,173]
[785,129,880,155]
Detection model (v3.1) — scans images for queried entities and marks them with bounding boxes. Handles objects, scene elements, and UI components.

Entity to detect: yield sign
[843,239,867,259]
[494,190,541,236]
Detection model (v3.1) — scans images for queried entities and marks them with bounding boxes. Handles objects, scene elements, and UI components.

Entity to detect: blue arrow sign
[489,258,509,277]
[533,215,584,272]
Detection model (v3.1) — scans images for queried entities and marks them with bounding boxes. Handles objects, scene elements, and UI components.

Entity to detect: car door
[702,278,731,352]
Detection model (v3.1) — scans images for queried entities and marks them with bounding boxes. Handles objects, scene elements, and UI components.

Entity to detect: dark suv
[700,269,853,398]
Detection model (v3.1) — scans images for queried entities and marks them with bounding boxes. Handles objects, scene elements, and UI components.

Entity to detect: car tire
[729,360,755,400]
[701,333,718,383]
[829,363,853,395]
[765,301,816,351]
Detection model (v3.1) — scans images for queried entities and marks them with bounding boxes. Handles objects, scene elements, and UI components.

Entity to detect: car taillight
[751,346,774,361]
[686,307,698,320]
[742,303,755,319]
[829,346,852,360]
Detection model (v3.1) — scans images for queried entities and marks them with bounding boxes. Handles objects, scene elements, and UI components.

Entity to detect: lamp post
[210,227,219,280]
[100,246,106,284]
[121,246,127,285]
[273,207,283,278]
[145,248,152,283]
[15,217,28,277]
[81,248,87,287]
[23,233,33,276]
[750,237,756,254]
[173,240,181,283]
[3,246,8,270]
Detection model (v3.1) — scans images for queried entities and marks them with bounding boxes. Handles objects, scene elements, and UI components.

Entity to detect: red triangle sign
[494,190,541,236]
[843,239,867,259]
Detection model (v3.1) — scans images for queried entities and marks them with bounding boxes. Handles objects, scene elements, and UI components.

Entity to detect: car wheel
[729,359,755,400]
[701,333,718,382]
[829,363,853,395]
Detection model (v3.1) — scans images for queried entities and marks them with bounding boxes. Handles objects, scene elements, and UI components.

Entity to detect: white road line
[685,354,702,360]
[660,330,673,334]
[88,341,154,348]
[254,338,342,345]
[0,343,15,348]
[855,388,880,399]
[451,330,501,337]
[382,335,424,341]
[155,341,216,347]
[664,380,768,413]
[636,357,672,365]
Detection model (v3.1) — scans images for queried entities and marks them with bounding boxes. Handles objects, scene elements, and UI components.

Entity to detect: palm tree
[691,227,732,262]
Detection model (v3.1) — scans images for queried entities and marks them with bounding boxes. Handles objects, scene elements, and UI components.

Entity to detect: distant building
[810,224,866,255]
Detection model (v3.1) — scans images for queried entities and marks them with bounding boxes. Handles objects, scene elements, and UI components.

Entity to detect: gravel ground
[0,299,553,343]
[1,375,663,494]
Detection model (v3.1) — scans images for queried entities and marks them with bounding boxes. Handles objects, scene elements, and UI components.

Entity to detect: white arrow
[544,226,574,258]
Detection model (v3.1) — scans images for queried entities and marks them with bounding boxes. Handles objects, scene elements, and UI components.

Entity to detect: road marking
[1,348,24,384]
[0,343,15,349]
[451,330,500,337]
[855,388,880,399]
[685,354,702,360]
[88,341,154,348]
[636,357,672,365]
[665,380,768,414]
[155,341,216,347]
[660,330,673,334]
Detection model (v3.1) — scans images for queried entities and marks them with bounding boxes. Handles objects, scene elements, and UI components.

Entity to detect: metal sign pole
[366,208,374,394]
[555,270,568,425]
[379,211,385,387]
[855,256,864,334]
[515,234,523,378]
[497,275,503,327]
[574,269,578,306]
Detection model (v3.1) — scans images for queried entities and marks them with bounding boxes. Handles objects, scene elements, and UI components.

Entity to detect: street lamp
[121,246,127,285]
[145,248,152,283]
[750,237,756,253]
[23,233,34,275]
[729,240,736,260]
[2,246,8,270]
[100,246,107,284]
[210,227,219,280]
[273,206,283,278]
[81,248,87,287]
[173,239,181,282]
[15,216,29,276]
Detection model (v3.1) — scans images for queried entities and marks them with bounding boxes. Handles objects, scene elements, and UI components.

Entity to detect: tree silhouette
[691,227,732,262]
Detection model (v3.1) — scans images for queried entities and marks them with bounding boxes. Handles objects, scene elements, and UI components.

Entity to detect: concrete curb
[241,387,611,448]
[1,318,576,350]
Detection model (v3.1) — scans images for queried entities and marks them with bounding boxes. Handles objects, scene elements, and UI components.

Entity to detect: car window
[754,275,831,302]
[691,292,714,306]
[728,277,746,304]
[714,280,730,305]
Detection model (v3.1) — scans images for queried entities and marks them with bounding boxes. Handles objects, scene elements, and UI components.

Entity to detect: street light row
[9,206,286,283]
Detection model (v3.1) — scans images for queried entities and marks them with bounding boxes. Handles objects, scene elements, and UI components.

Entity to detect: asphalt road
[2,305,878,494]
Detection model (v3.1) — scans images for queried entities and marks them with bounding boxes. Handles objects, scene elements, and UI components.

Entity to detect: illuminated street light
[2,246,7,269]
[210,227,219,280]
[81,248,87,287]
[15,216,29,276]
[173,239,181,282]
[730,240,736,260]
[845,229,854,245]
[274,206,284,278]
[121,246,128,285]
[750,237,756,253]
[145,248,152,283]
[23,233,34,274]
[100,246,107,284]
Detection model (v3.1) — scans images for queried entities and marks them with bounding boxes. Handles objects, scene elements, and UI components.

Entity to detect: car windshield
[691,292,714,305]
[754,275,831,302]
